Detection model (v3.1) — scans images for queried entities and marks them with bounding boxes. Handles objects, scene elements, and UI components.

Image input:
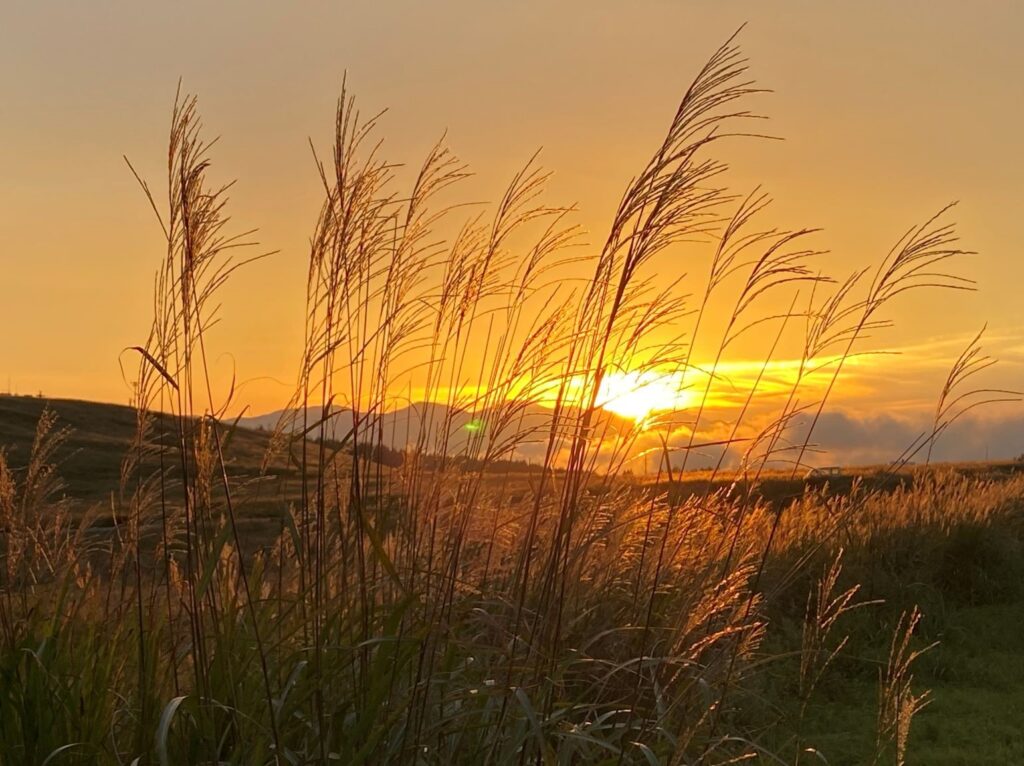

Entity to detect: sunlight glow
[596,370,701,422]
[404,354,866,429]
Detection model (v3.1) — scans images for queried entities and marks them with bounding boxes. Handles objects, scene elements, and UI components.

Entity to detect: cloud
[629,407,1024,474]
[789,409,1024,467]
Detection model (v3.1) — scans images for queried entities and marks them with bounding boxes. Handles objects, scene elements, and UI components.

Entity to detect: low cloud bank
[784,410,1022,467]
[629,409,1024,474]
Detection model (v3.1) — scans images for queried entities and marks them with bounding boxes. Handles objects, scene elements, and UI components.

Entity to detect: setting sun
[596,370,701,422]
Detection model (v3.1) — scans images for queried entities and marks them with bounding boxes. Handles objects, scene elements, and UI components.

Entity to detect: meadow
[2,36,1021,765]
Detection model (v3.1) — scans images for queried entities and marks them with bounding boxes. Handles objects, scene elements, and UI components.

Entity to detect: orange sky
[2,1,1023,419]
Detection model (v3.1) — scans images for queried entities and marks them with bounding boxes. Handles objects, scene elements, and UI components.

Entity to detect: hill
[0,394,276,503]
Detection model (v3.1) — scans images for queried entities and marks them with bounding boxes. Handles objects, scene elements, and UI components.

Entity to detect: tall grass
[0,34,1013,765]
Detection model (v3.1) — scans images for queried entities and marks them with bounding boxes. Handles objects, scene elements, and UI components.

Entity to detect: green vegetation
[792,602,1024,765]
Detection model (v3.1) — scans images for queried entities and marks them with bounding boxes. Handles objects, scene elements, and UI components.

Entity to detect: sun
[596,370,700,423]
[518,367,706,424]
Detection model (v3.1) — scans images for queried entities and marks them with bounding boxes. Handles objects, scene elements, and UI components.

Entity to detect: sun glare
[596,370,700,423]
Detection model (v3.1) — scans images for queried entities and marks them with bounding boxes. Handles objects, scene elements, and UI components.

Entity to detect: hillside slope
[0,395,275,503]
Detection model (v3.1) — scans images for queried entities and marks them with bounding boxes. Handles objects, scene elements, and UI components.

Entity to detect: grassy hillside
[0,394,277,504]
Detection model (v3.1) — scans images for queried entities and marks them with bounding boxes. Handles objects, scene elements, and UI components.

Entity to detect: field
[3,35,1022,766]
[4,394,1024,764]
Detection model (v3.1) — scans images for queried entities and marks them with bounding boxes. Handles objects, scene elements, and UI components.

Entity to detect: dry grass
[1,33,1016,766]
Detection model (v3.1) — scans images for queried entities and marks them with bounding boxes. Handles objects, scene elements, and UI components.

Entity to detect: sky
[2,1,1023,461]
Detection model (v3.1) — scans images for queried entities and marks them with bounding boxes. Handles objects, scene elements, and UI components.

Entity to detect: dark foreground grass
[736,504,1024,765]
[784,601,1024,765]
[5,397,1024,763]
